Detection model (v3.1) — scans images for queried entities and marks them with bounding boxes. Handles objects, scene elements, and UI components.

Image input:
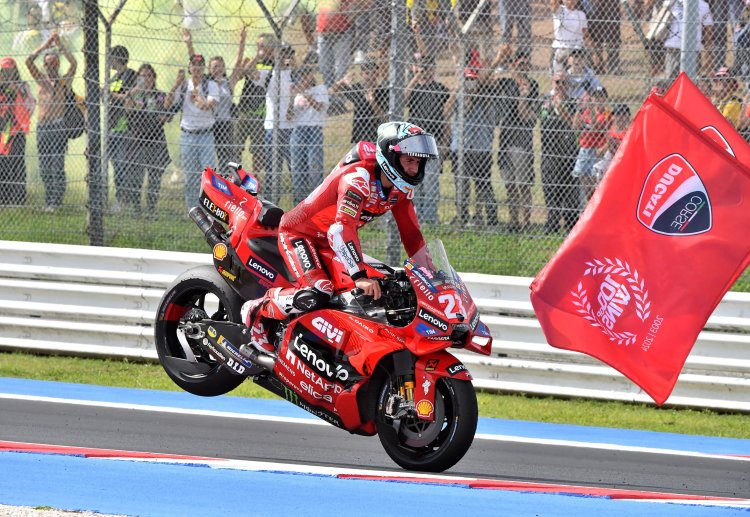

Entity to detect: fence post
[83,0,103,246]
[386,0,407,265]
[681,0,699,78]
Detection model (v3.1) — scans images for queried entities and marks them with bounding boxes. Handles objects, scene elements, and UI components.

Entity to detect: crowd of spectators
[5,0,750,235]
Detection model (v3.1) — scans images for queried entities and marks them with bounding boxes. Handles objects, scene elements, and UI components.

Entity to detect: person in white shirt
[550,0,592,72]
[264,43,296,205]
[663,0,714,78]
[288,65,330,205]
[165,53,219,208]
[183,27,248,173]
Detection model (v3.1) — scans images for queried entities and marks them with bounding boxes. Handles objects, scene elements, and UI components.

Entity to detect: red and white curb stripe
[2,441,748,508]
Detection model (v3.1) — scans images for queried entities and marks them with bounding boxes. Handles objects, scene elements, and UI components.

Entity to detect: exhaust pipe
[242,348,277,371]
[189,206,226,248]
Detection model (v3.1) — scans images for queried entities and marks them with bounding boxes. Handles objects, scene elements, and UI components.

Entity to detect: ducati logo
[570,257,653,347]
[636,154,712,236]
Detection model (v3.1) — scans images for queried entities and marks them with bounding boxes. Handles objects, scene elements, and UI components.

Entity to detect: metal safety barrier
[0,240,748,412]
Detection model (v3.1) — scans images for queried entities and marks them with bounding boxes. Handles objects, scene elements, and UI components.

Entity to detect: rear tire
[154,265,256,396]
[375,375,478,472]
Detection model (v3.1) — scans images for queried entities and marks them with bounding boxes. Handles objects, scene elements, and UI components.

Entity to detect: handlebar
[226,162,242,185]
[350,287,373,303]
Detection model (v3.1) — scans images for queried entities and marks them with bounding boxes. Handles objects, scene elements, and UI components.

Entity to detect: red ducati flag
[530,95,750,404]
[662,72,750,162]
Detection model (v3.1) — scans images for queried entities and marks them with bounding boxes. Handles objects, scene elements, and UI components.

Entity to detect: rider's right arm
[327,166,371,280]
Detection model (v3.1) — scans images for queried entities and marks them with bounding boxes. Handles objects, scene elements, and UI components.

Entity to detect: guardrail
[0,240,748,412]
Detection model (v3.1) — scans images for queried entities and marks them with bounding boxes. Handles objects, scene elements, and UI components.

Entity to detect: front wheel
[154,265,259,396]
[375,376,478,472]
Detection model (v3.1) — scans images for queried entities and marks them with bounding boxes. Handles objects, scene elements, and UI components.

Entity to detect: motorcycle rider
[240,121,439,354]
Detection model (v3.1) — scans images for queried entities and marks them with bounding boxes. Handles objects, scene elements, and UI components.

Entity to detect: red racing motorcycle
[154,163,493,472]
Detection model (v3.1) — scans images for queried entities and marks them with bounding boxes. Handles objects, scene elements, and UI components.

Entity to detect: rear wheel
[154,265,261,396]
[375,375,478,472]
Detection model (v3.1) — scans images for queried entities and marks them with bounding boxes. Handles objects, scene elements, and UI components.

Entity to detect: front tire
[375,376,478,472]
[154,265,255,396]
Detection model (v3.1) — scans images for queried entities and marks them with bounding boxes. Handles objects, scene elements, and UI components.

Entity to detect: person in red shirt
[572,85,611,204]
[241,121,439,353]
[0,57,35,205]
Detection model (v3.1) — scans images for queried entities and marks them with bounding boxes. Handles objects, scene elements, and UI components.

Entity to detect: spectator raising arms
[264,43,297,205]
[26,32,76,213]
[288,64,329,205]
[0,57,35,206]
[123,63,173,214]
[183,27,248,172]
[550,0,592,73]
[165,54,218,208]
[330,58,388,144]
[236,33,275,174]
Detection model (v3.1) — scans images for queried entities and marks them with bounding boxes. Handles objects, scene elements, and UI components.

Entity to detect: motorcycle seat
[258,199,284,228]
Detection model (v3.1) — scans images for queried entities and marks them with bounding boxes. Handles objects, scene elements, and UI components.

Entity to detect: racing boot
[240,287,294,355]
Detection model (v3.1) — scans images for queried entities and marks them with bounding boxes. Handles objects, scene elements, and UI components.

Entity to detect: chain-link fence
[0,0,749,286]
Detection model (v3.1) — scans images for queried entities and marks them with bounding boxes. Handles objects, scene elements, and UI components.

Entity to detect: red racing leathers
[249,141,426,323]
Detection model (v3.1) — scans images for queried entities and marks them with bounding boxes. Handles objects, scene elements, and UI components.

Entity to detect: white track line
[2,393,749,463]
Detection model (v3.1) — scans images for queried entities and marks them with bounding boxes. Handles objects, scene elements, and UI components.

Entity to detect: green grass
[1,351,748,439]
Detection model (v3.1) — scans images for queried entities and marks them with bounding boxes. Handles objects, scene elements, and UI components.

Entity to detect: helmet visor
[394,134,439,159]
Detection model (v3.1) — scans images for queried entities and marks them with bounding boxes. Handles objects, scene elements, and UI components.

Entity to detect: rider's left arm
[392,199,426,257]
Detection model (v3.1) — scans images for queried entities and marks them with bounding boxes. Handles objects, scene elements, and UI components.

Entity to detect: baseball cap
[0,57,16,69]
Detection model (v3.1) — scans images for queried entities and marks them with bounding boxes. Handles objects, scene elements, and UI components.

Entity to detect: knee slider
[292,287,331,312]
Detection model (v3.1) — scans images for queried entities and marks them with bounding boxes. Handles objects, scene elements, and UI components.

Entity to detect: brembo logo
[312,317,344,344]
[247,257,277,281]
[417,307,449,332]
[637,154,712,236]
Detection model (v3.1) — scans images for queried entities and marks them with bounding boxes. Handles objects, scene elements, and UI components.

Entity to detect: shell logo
[213,243,228,260]
[416,399,434,418]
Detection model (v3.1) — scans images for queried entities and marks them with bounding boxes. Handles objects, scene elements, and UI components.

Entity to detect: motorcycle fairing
[402,249,494,357]
[413,351,472,421]
[253,374,347,430]
[271,312,362,415]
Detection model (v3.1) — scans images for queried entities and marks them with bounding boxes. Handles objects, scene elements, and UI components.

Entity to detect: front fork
[385,350,472,422]
[383,350,417,419]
